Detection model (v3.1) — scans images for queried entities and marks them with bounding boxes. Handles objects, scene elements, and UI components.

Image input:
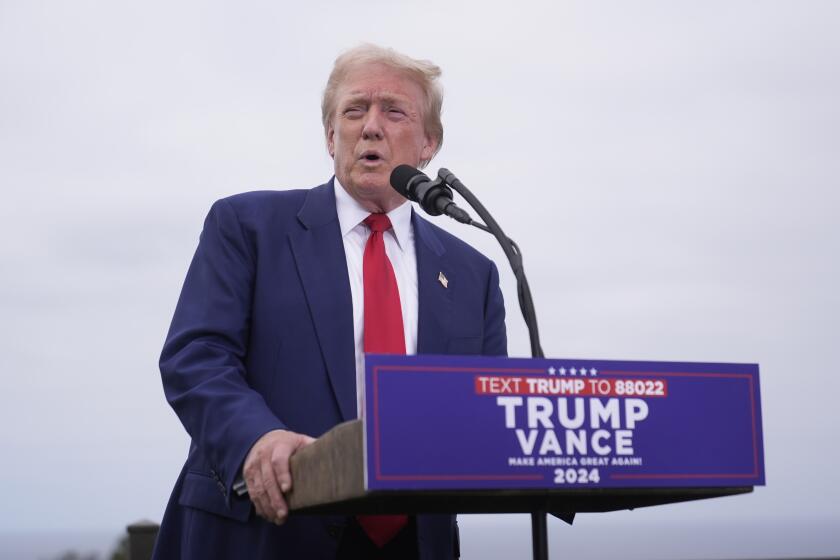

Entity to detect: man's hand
[243,429,316,525]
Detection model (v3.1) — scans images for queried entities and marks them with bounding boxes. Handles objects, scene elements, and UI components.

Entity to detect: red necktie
[357,213,408,547]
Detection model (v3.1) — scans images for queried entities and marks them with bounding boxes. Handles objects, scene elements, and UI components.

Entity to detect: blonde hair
[322,44,443,166]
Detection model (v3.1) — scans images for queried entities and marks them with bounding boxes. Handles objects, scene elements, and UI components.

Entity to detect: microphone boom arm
[437,168,544,359]
[437,168,554,560]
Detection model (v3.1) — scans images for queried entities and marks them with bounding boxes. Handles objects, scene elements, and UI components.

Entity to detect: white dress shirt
[334,179,418,417]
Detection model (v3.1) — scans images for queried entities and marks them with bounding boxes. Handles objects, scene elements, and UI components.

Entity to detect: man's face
[327,63,437,212]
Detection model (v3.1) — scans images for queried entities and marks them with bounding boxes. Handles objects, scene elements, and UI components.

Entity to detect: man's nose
[361,108,385,140]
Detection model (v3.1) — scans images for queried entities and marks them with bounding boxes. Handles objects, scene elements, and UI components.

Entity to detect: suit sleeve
[159,198,286,498]
[482,261,508,356]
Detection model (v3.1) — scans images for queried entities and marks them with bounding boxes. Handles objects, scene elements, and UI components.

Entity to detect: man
[154,44,507,559]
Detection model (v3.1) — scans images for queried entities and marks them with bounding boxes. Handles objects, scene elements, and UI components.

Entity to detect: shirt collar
[334,176,413,252]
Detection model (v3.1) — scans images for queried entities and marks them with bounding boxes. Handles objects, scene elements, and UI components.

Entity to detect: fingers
[271,441,293,494]
[242,429,315,525]
[243,469,268,521]
[269,431,316,494]
[245,451,288,525]
[244,461,275,523]
[261,457,288,524]
[274,432,316,494]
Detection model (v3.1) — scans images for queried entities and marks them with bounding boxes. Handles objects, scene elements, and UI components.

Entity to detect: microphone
[390,165,472,224]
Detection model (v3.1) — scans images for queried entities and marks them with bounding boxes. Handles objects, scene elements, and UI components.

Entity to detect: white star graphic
[590,368,598,376]
[559,367,566,376]
[570,367,577,376]
[548,367,556,376]
[580,367,587,376]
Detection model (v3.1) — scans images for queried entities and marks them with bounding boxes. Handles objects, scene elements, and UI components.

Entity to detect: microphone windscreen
[390,164,425,198]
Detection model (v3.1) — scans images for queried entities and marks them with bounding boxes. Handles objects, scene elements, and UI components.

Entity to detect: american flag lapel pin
[438,271,449,288]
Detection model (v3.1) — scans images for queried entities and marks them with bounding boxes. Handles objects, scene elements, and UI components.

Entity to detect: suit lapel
[289,180,357,421]
[413,211,454,355]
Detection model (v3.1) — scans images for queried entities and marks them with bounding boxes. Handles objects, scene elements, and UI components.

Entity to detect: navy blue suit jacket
[154,180,507,559]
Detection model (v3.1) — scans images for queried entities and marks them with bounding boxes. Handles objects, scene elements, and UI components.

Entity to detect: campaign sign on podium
[363,354,764,491]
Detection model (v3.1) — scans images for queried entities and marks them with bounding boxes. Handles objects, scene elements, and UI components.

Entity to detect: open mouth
[360,151,384,163]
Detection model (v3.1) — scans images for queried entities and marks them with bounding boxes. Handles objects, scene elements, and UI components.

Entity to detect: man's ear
[420,132,438,163]
[327,124,335,158]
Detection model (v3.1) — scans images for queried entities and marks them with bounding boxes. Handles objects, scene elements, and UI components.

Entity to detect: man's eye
[344,107,364,117]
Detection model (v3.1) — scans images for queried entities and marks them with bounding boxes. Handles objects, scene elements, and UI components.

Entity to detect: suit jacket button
[327,524,343,539]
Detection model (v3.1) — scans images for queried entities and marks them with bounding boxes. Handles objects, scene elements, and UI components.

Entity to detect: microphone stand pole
[437,169,549,560]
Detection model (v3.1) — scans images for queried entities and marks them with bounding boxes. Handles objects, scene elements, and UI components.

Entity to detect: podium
[285,418,754,515]
[280,354,764,559]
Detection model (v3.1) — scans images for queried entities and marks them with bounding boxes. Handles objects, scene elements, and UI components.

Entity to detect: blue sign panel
[363,354,764,490]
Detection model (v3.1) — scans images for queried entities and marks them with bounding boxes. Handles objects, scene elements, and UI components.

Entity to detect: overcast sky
[1,1,838,558]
